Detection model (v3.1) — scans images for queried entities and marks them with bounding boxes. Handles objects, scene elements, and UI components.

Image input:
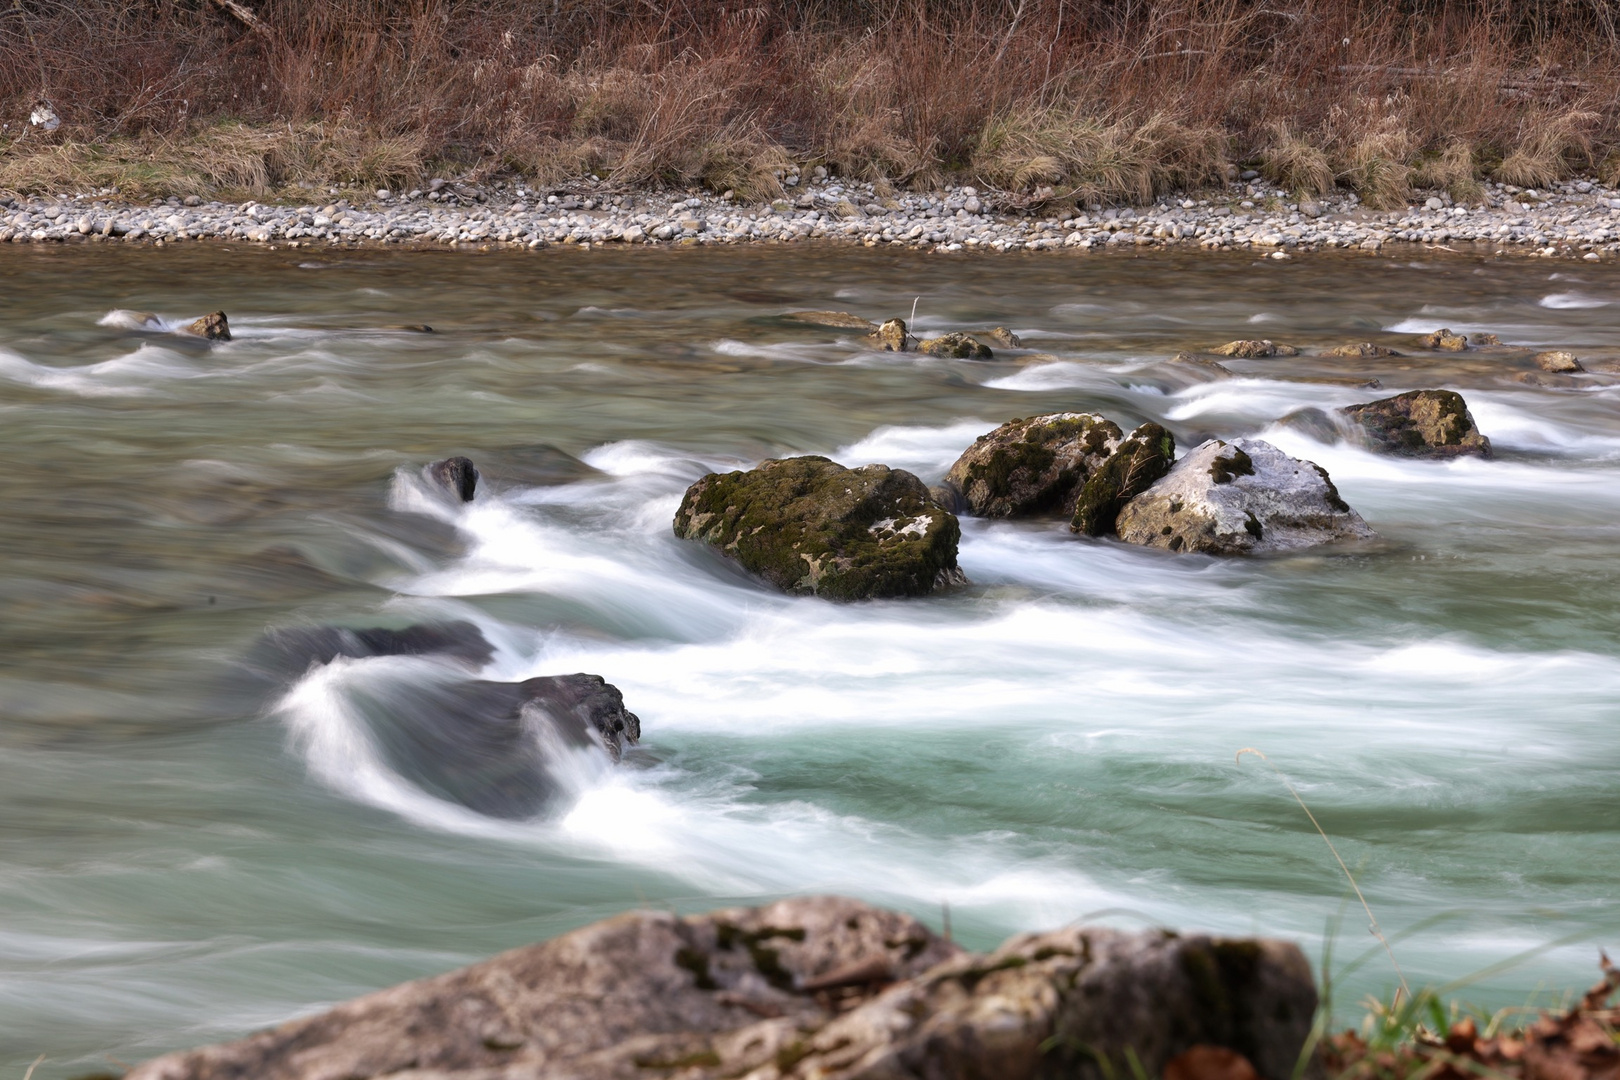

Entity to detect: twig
[23,1055,45,1080]
[1236,747,1411,1005]
[207,0,269,36]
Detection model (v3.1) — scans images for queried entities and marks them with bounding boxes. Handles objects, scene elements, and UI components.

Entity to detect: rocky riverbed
[7,170,1620,258]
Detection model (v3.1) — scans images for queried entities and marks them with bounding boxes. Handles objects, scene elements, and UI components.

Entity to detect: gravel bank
[7,170,1620,259]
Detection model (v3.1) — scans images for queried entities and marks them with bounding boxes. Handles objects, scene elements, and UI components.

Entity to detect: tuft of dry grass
[1496,110,1600,188]
[1412,141,1484,202]
[1261,127,1335,197]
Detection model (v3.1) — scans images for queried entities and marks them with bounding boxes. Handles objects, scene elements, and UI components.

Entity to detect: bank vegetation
[4,0,1620,208]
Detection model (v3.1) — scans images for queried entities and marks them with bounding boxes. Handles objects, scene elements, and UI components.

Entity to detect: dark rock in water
[674,456,963,600]
[428,456,479,501]
[1210,339,1297,358]
[182,311,231,341]
[123,896,1316,1080]
[1071,422,1176,536]
[1340,389,1491,458]
[782,310,878,331]
[1275,406,1347,444]
[250,620,496,677]
[865,317,917,352]
[364,673,640,818]
[942,412,1121,518]
[918,332,992,360]
[1116,438,1375,555]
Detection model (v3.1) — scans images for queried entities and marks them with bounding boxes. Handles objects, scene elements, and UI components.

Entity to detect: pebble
[2,177,1618,260]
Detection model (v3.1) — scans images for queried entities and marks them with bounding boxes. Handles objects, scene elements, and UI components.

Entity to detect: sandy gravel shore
[6,170,1620,259]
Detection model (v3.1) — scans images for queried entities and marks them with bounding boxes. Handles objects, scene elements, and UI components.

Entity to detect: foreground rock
[126,896,1317,1080]
[428,455,479,501]
[182,311,231,341]
[940,413,1122,518]
[865,318,917,352]
[1071,422,1177,536]
[1340,389,1491,458]
[1322,342,1402,358]
[1418,328,1469,351]
[674,456,963,600]
[1117,438,1375,554]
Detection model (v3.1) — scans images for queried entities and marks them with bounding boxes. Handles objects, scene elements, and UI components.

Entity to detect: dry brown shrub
[1496,109,1599,187]
[1261,127,1335,196]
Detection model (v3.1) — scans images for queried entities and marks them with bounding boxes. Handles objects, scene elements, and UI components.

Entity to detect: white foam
[1539,292,1611,309]
[832,420,990,481]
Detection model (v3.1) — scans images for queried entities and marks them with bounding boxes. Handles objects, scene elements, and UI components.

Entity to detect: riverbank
[7,170,1620,259]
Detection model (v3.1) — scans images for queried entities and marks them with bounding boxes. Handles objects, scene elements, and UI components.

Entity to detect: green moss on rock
[944,413,1122,519]
[673,456,963,601]
[1070,422,1176,537]
[1340,389,1491,459]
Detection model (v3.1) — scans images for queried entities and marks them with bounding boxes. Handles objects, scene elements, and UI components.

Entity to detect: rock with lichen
[918,332,993,359]
[1340,389,1490,458]
[673,456,963,600]
[1418,328,1468,351]
[940,413,1122,518]
[1321,342,1402,358]
[865,318,917,351]
[1535,350,1584,373]
[1210,339,1298,358]
[1071,422,1176,536]
[122,896,1318,1080]
[181,311,231,341]
[1116,438,1374,555]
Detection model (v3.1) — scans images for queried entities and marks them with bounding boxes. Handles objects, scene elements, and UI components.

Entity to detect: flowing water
[3,243,1618,1075]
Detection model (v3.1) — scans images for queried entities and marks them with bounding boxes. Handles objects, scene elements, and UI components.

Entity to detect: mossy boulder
[1070,422,1176,536]
[1339,389,1491,458]
[1116,439,1375,555]
[941,413,1122,518]
[673,456,963,600]
[919,332,993,360]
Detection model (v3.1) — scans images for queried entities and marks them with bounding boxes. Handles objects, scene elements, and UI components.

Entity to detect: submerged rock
[182,311,231,341]
[782,310,879,331]
[674,456,963,600]
[1071,422,1176,536]
[1535,350,1585,373]
[124,896,1316,1080]
[918,331,993,360]
[1322,342,1402,358]
[1418,328,1469,351]
[249,620,497,676]
[428,455,479,501]
[1340,389,1491,458]
[1169,351,1234,378]
[363,672,640,818]
[1116,438,1375,555]
[941,412,1122,518]
[1210,339,1298,358]
[865,317,917,352]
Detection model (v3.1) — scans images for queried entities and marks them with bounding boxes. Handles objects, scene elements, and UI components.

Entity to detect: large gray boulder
[674,456,963,600]
[940,413,1122,518]
[1339,389,1490,459]
[1117,438,1375,555]
[125,897,1317,1080]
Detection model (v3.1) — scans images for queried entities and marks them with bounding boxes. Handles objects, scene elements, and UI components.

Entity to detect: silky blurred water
[2,243,1618,1077]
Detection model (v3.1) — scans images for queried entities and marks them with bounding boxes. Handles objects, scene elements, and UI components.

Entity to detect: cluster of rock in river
[11,170,1620,258]
[125,895,1318,1080]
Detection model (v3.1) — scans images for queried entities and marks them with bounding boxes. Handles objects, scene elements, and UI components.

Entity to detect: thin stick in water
[1236,746,1411,1004]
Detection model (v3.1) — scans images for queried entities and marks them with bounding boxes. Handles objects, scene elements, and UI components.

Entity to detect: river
[2,243,1617,1076]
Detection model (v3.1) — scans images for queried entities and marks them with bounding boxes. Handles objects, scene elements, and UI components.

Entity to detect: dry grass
[4,1,1620,204]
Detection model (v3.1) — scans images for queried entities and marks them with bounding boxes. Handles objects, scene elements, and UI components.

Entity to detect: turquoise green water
[1,243,1617,1076]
